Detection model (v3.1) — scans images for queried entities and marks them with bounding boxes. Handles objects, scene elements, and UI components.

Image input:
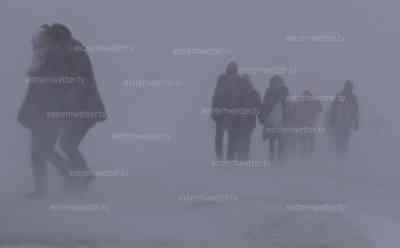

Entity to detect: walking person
[49,23,107,190]
[235,74,261,161]
[328,80,359,158]
[259,75,289,164]
[211,61,242,161]
[17,25,71,198]
[292,90,322,157]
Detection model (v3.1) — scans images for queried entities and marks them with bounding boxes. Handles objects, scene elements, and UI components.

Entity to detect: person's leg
[227,127,238,161]
[335,129,349,158]
[285,132,296,160]
[30,136,48,196]
[48,149,70,180]
[59,121,92,184]
[287,132,296,158]
[241,130,252,161]
[29,121,59,197]
[235,128,243,161]
[300,134,309,157]
[47,149,75,190]
[215,123,224,160]
[269,136,276,163]
[334,129,343,157]
[308,133,315,156]
[277,134,285,165]
[342,130,351,158]
[297,134,303,157]
[291,133,298,158]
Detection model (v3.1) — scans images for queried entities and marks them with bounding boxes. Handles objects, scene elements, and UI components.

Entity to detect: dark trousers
[59,121,92,177]
[215,122,243,161]
[334,128,351,158]
[269,134,284,164]
[30,120,92,193]
[226,127,239,161]
[30,121,68,193]
[298,133,315,157]
[215,122,225,160]
[236,129,252,161]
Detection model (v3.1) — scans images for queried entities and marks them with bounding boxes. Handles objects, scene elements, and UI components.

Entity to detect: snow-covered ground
[2,71,398,247]
[1,150,397,247]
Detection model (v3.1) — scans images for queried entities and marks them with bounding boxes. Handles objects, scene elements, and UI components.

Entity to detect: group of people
[211,62,359,164]
[17,24,359,198]
[17,23,107,198]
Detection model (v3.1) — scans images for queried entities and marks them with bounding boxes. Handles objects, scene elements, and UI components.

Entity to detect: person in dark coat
[259,75,289,164]
[235,74,261,161]
[18,24,107,197]
[49,23,107,189]
[17,25,71,198]
[211,61,242,161]
[328,80,359,157]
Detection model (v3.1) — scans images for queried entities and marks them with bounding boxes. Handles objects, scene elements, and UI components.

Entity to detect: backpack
[330,93,357,130]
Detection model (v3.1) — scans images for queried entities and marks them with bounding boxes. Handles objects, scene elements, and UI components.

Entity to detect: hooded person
[260,75,289,164]
[235,74,261,161]
[328,80,359,157]
[211,61,243,161]
[51,23,107,126]
[291,90,323,157]
[18,25,70,128]
[17,24,72,198]
[49,23,107,189]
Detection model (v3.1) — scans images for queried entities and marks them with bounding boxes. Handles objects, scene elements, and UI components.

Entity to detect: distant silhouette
[211,62,242,161]
[17,24,107,198]
[290,90,322,157]
[235,74,261,161]
[49,23,107,191]
[17,25,71,198]
[260,75,289,164]
[328,80,359,158]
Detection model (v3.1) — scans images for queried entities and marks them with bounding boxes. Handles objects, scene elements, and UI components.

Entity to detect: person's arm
[83,51,107,121]
[69,49,107,123]
[61,49,88,112]
[211,75,224,121]
[75,51,95,91]
[17,79,36,128]
[76,52,97,101]
[18,50,51,127]
[353,94,360,130]
[259,90,269,124]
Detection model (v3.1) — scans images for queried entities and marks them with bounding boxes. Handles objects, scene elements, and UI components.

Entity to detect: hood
[225,61,238,75]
